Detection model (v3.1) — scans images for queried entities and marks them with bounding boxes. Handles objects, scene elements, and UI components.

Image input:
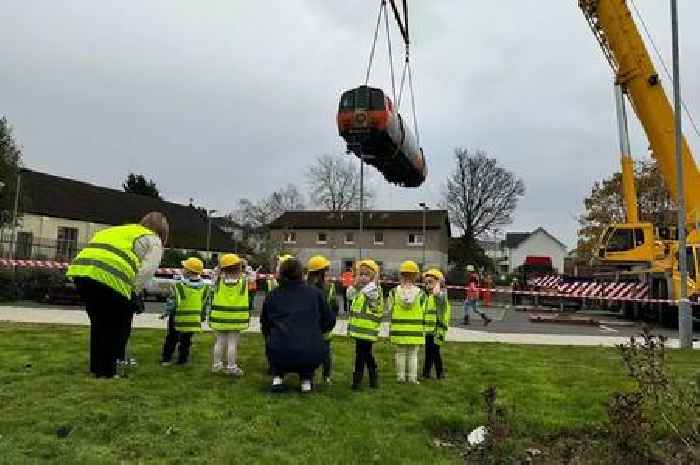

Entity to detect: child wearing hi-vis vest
[161,257,208,366]
[306,255,339,384]
[388,260,426,384]
[422,268,450,380]
[209,254,249,375]
[346,259,383,390]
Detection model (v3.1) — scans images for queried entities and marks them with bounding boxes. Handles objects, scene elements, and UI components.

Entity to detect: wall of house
[507,231,567,273]
[270,228,449,275]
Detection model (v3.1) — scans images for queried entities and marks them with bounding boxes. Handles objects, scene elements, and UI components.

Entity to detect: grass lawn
[1,323,699,465]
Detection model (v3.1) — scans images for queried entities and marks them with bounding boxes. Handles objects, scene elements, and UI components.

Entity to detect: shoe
[226,366,244,376]
[128,358,137,367]
[160,360,172,367]
[301,380,312,393]
[271,376,285,393]
[352,372,363,391]
[324,376,332,385]
[409,378,420,385]
[211,363,223,373]
[483,318,492,327]
[368,368,379,389]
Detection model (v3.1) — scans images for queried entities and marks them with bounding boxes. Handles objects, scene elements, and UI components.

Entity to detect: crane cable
[629,0,700,139]
[364,1,384,86]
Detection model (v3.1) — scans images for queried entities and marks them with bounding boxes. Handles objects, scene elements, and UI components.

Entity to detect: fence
[0,234,86,261]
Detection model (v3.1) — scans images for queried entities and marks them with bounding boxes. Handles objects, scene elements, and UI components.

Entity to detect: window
[284,232,296,244]
[369,89,385,110]
[634,228,645,247]
[374,232,384,245]
[408,233,424,246]
[57,227,79,259]
[339,90,354,110]
[317,233,328,244]
[605,228,634,253]
[16,232,33,260]
[344,232,354,244]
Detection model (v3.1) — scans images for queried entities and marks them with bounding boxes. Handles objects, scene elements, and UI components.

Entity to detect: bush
[0,268,68,302]
[0,269,19,302]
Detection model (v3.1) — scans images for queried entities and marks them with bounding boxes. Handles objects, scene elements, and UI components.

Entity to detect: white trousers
[212,331,240,369]
[395,345,419,382]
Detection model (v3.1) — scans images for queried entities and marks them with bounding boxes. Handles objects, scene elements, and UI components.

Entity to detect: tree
[305,154,374,211]
[0,116,23,227]
[443,148,525,241]
[123,173,161,199]
[577,160,672,261]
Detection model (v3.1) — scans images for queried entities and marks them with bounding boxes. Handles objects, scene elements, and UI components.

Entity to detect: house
[211,216,244,242]
[268,210,451,276]
[497,228,568,274]
[5,168,237,261]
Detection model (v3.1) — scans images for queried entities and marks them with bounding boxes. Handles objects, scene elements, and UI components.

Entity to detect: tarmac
[2,304,699,349]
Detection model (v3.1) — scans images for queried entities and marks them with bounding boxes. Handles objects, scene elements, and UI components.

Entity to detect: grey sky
[2,1,699,248]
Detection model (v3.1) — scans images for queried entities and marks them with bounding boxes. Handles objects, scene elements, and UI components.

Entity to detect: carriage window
[340,91,355,110]
[355,88,369,109]
[370,89,385,110]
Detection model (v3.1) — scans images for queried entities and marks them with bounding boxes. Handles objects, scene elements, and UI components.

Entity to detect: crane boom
[580,0,700,224]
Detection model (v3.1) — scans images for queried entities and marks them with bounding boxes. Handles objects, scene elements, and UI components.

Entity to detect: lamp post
[206,209,218,260]
[418,202,428,269]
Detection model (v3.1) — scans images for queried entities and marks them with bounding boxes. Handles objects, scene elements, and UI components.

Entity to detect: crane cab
[598,223,657,268]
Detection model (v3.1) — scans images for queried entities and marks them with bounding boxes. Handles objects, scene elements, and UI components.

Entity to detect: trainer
[67,212,169,378]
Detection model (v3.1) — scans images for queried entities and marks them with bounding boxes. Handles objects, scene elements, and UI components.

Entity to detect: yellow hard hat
[307,255,330,272]
[278,254,294,264]
[399,260,420,274]
[424,268,444,281]
[358,259,379,275]
[181,257,204,275]
[219,253,241,268]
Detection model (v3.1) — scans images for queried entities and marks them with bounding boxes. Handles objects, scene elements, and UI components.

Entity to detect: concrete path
[1,306,698,349]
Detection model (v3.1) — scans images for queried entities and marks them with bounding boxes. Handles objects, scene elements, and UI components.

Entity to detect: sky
[2,0,700,249]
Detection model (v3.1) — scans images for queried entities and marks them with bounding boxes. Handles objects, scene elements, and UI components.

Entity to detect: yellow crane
[579,0,699,316]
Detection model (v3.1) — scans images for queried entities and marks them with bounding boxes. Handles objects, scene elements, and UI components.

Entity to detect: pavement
[2,301,700,349]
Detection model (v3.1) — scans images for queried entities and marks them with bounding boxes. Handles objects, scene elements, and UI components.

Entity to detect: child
[422,268,450,379]
[464,276,491,326]
[306,255,339,384]
[388,260,426,384]
[161,257,208,365]
[209,254,249,375]
[346,259,382,390]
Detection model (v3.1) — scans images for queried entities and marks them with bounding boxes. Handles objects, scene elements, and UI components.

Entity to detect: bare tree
[233,183,305,229]
[305,154,374,211]
[444,148,525,241]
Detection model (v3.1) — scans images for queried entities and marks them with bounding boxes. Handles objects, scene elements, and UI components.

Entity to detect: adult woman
[260,257,336,393]
[67,212,169,378]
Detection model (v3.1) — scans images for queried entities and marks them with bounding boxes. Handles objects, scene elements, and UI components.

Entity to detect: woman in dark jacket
[260,258,336,393]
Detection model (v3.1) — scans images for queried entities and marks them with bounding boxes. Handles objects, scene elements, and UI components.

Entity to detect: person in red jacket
[463,276,492,326]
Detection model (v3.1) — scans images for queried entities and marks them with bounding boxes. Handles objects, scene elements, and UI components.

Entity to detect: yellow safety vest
[209,278,249,331]
[347,291,383,342]
[67,224,153,299]
[173,282,208,333]
[425,292,451,345]
[389,288,426,346]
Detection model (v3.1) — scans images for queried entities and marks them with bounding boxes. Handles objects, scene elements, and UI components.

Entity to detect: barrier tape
[0,259,690,305]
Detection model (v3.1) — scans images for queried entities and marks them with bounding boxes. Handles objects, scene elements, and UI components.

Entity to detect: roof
[20,169,236,251]
[269,210,450,234]
[211,216,241,229]
[501,228,567,251]
[477,239,500,251]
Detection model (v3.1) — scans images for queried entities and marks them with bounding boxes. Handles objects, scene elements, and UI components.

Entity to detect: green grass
[1,323,699,465]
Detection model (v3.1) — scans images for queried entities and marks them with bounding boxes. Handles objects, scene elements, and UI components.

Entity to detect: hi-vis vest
[209,278,249,331]
[67,224,153,299]
[347,291,383,342]
[389,288,426,345]
[173,281,208,333]
[424,292,451,345]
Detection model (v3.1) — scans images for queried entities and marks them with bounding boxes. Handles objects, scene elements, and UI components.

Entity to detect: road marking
[599,325,618,333]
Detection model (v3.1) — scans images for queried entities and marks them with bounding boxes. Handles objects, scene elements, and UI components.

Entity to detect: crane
[579,0,699,318]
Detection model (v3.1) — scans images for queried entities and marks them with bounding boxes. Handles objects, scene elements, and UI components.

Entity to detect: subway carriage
[337,85,426,188]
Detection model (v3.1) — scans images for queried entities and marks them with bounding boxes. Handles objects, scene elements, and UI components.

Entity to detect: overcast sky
[3,1,700,248]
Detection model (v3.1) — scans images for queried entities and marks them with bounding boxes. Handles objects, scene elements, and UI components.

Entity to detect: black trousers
[354,339,377,375]
[248,290,256,312]
[161,316,193,364]
[322,340,332,378]
[423,335,443,378]
[75,278,133,378]
[116,310,134,361]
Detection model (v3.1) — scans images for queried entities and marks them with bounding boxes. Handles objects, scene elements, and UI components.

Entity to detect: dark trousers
[423,335,443,378]
[161,316,193,364]
[75,278,133,378]
[322,340,332,378]
[116,310,134,361]
[341,288,349,314]
[248,290,256,312]
[354,339,377,375]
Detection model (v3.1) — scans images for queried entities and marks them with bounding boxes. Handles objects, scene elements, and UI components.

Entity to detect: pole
[421,207,426,268]
[11,170,21,260]
[671,0,692,349]
[359,155,364,260]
